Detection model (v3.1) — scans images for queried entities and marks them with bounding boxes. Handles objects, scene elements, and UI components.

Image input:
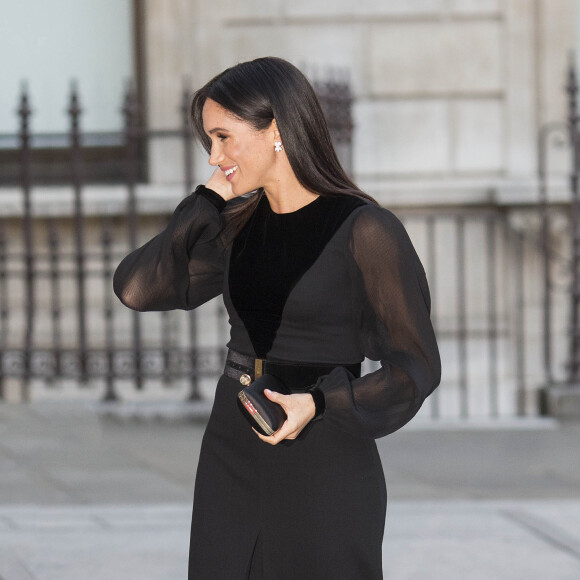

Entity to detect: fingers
[252,422,298,445]
[263,388,286,406]
[204,168,234,201]
[251,392,312,445]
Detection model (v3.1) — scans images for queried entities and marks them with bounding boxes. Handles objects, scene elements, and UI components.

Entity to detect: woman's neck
[262,159,319,214]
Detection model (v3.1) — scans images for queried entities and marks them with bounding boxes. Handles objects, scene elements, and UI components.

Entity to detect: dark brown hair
[190,57,378,243]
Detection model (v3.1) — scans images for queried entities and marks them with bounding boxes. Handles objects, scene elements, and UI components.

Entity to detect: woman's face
[202,98,278,196]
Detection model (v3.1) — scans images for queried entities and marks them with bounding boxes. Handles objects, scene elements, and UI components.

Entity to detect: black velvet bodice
[228,193,365,358]
[113,185,441,439]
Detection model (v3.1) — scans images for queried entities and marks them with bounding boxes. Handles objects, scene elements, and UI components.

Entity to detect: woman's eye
[217,134,227,141]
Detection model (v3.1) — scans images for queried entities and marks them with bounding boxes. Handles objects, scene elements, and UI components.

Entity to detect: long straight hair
[190,57,377,243]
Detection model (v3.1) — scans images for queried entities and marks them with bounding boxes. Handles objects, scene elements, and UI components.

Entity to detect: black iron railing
[1,66,577,417]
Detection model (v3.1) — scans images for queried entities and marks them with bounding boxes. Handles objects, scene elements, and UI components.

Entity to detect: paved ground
[1,401,579,579]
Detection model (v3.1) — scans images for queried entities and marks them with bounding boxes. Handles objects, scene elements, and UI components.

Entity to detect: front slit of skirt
[247,529,264,580]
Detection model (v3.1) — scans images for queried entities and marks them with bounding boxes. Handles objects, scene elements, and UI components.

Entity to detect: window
[0,0,144,184]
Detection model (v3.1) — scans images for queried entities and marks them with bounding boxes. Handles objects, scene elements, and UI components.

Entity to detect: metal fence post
[68,81,89,383]
[101,217,117,401]
[566,55,580,386]
[18,83,34,401]
[181,81,201,400]
[47,219,62,379]
[122,81,144,391]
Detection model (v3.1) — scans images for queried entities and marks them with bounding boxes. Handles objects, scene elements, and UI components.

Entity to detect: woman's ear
[272,118,281,141]
[271,118,283,153]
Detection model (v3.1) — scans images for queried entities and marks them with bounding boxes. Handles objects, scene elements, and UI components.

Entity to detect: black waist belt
[224,348,362,391]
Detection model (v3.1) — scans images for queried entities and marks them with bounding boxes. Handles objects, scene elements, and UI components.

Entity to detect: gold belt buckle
[254,358,264,380]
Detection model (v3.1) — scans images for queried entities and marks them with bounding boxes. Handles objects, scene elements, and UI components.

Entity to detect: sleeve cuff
[196,185,227,213]
[307,385,326,421]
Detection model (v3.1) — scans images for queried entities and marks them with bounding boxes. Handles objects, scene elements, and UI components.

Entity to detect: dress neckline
[262,193,323,216]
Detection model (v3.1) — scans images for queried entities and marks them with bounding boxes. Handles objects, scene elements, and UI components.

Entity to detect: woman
[113,57,441,579]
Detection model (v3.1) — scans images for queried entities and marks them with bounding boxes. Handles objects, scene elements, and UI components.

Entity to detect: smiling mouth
[224,166,238,177]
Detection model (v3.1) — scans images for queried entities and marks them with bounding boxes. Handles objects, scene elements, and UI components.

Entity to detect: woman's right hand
[205,168,236,202]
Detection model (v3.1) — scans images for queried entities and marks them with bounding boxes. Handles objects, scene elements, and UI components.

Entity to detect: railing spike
[122,78,140,128]
[18,81,32,127]
[181,76,192,120]
[68,79,82,124]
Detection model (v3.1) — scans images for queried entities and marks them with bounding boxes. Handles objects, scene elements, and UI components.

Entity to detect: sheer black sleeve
[113,186,227,312]
[313,205,441,439]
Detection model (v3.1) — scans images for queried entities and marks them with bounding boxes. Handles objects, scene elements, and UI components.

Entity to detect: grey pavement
[1,401,579,579]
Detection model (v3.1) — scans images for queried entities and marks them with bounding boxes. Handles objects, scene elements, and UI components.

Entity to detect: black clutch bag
[237,374,290,436]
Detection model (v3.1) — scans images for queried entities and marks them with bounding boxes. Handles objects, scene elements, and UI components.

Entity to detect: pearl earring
[274,141,283,152]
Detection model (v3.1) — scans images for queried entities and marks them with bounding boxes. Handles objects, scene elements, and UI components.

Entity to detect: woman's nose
[208,143,223,166]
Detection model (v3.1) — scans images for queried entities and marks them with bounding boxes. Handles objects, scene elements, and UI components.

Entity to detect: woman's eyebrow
[207,127,229,134]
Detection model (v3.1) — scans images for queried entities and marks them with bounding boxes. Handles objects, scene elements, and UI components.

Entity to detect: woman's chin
[230,180,241,195]
[232,183,258,197]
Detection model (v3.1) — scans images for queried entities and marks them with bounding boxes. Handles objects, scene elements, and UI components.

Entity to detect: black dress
[113,187,441,579]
